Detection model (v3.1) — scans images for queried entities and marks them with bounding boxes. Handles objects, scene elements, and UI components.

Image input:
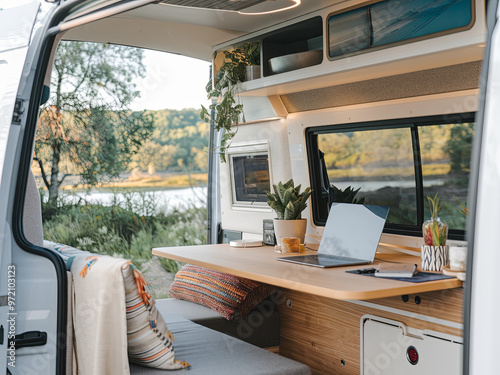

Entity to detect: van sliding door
[465,0,500,373]
[1,1,157,374]
[0,2,46,373]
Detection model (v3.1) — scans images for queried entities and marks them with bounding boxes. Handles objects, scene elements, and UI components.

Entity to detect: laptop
[277,203,390,268]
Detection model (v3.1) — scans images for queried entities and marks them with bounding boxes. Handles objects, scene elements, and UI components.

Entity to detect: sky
[0,1,211,112]
[131,50,211,112]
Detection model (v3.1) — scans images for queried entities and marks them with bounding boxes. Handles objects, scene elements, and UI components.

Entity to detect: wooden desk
[153,244,462,300]
[154,244,464,374]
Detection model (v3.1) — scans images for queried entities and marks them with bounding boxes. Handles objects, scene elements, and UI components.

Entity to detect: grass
[327,164,451,180]
[60,172,208,191]
[42,191,207,274]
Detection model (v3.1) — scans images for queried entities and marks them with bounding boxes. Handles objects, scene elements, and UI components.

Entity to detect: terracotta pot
[273,218,307,247]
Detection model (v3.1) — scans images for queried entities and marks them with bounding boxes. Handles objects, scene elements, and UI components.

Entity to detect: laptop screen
[318,203,390,261]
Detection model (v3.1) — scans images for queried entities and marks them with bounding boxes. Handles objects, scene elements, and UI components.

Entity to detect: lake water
[57,186,207,214]
[332,178,448,192]
[54,178,449,215]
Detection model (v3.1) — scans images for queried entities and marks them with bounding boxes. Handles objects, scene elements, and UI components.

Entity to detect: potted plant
[242,41,261,81]
[266,179,312,247]
[421,193,449,271]
[331,185,365,204]
[200,42,261,162]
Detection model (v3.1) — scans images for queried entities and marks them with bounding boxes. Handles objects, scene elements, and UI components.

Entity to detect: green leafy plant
[200,41,260,162]
[266,179,312,220]
[242,41,261,66]
[331,185,365,204]
[423,193,448,246]
[455,196,469,216]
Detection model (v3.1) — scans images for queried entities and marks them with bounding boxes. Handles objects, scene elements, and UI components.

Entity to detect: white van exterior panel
[468,3,500,372]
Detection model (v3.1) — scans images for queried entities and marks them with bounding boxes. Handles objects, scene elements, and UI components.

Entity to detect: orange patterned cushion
[169,264,275,320]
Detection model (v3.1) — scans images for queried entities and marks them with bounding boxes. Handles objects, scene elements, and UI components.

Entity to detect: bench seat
[155,298,280,348]
[130,313,310,375]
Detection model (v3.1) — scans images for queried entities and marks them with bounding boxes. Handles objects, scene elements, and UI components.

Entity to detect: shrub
[42,191,207,274]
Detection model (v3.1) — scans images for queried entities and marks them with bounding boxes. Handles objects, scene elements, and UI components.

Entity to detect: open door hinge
[12,99,25,125]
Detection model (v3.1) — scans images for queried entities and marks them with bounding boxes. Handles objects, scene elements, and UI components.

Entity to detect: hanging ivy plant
[200,42,260,162]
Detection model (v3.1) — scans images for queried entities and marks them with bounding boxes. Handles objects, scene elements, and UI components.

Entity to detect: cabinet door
[363,316,462,375]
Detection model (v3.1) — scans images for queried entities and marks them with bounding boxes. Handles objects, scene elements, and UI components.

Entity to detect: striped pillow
[169,264,276,320]
[122,263,190,370]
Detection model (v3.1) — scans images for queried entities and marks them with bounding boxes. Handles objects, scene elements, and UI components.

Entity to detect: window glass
[328,0,472,58]
[329,7,370,58]
[309,114,474,239]
[420,122,474,230]
[231,154,270,204]
[318,128,416,225]
[371,0,472,47]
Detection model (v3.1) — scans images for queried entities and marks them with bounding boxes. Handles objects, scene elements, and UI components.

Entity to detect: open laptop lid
[318,203,390,262]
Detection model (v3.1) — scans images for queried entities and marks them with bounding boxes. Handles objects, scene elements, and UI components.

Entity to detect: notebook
[277,203,390,268]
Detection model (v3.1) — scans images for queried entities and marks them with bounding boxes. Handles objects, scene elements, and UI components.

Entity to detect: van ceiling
[159,0,268,11]
[62,0,337,61]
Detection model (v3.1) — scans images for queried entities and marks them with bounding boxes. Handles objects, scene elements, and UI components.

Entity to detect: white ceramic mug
[448,245,467,271]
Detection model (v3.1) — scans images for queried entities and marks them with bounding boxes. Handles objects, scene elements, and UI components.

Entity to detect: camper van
[0,0,497,373]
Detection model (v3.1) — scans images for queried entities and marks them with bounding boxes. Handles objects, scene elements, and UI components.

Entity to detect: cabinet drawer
[365,288,464,324]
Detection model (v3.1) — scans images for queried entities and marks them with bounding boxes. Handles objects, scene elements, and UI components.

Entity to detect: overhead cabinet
[212,0,479,95]
[263,16,323,77]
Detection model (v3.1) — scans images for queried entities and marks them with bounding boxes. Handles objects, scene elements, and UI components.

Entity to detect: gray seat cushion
[130,314,310,375]
[155,298,280,348]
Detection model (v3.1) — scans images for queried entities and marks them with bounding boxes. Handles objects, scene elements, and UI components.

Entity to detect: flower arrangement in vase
[423,193,448,247]
[421,193,449,271]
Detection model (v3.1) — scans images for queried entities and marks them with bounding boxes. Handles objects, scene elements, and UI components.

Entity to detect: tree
[35,41,154,204]
[444,122,475,174]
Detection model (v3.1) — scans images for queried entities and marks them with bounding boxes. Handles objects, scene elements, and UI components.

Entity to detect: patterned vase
[421,245,448,271]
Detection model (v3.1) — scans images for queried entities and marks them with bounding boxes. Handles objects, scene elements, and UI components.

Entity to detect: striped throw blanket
[44,241,190,373]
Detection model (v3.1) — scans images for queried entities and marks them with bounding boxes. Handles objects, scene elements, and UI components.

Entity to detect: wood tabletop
[153,244,463,300]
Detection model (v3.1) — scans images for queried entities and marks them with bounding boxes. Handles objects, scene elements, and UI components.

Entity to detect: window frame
[227,140,273,210]
[306,112,476,240]
[326,0,476,61]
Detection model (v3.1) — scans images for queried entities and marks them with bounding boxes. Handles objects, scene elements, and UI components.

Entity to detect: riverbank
[99,171,208,189]
[32,169,208,191]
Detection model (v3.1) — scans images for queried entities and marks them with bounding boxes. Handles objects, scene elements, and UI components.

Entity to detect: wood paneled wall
[277,288,463,375]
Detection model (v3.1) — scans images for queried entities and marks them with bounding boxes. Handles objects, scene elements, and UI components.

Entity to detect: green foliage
[331,185,365,204]
[455,196,468,217]
[242,41,261,66]
[427,193,445,221]
[320,123,475,179]
[266,179,312,220]
[444,122,475,173]
[35,41,154,203]
[42,192,207,273]
[131,109,209,173]
[201,58,244,162]
[423,193,448,246]
[200,43,261,162]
